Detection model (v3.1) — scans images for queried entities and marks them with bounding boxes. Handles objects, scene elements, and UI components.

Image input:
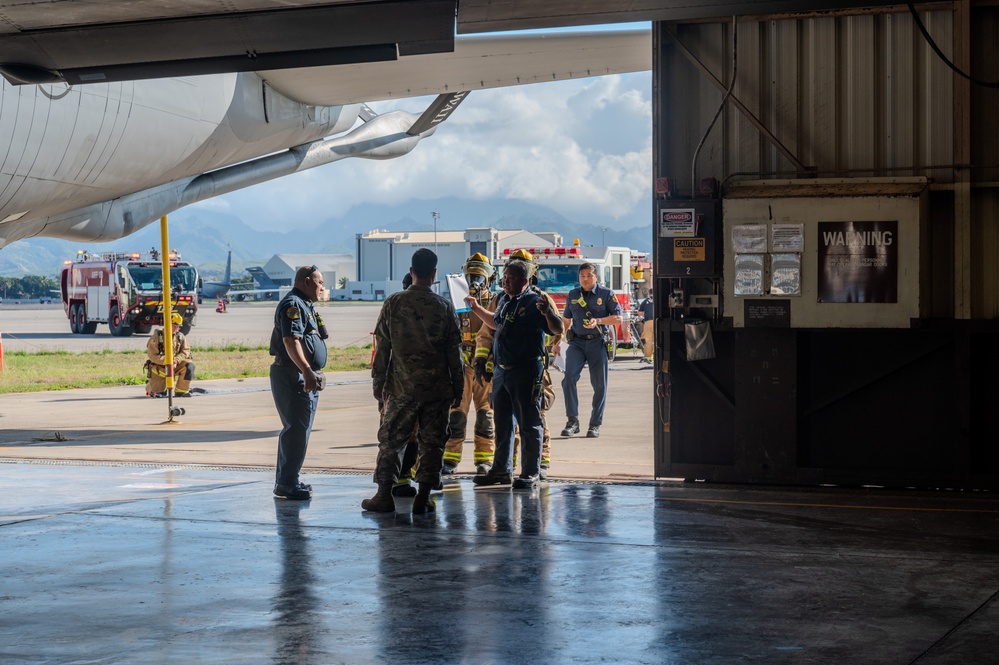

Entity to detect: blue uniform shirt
[639,296,654,321]
[270,287,328,371]
[492,288,553,367]
[562,283,622,336]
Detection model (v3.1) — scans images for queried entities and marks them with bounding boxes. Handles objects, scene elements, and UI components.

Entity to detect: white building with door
[355,227,561,282]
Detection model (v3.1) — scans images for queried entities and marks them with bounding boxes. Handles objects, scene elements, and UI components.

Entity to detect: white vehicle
[504,243,643,360]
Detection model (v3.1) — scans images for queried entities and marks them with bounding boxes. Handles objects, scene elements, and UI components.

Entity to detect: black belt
[574,332,602,340]
[273,356,303,369]
[498,356,543,370]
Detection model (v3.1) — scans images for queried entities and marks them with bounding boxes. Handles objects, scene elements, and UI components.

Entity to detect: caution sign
[674,238,706,262]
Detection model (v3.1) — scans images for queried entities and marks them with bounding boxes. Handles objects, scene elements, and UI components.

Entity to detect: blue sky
[193,26,653,232]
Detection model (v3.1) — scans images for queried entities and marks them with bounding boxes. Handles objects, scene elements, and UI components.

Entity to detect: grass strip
[0,345,372,394]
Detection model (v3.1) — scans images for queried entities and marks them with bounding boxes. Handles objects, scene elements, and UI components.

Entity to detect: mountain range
[0,197,654,279]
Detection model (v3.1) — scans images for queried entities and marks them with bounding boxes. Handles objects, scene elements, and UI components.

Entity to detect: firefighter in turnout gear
[145,312,195,397]
[443,253,497,475]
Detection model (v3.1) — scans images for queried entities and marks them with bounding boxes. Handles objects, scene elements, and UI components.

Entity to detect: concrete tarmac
[3,305,999,663]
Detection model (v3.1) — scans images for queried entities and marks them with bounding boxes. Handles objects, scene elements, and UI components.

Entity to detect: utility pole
[432,209,440,293]
[601,227,608,245]
[432,210,439,256]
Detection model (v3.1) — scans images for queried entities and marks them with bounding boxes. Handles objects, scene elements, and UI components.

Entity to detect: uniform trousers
[641,319,655,360]
[374,396,451,485]
[270,363,319,487]
[492,360,545,477]
[562,336,609,428]
[513,367,555,466]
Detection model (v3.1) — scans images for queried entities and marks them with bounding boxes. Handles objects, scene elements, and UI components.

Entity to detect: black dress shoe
[473,471,513,486]
[273,483,311,500]
[512,474,539,489]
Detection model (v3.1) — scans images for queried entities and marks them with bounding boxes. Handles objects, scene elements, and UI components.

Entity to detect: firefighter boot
[361,483,395,513]
[412,482,437,514]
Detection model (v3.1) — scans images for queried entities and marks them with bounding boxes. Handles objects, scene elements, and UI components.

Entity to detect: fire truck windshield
[535,264,581,294]
[127,265,198,292]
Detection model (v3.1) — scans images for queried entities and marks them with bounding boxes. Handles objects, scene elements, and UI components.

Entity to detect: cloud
[194,71,652,231]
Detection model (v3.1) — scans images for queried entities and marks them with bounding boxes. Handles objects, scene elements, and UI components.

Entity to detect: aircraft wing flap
[259,30,651,107]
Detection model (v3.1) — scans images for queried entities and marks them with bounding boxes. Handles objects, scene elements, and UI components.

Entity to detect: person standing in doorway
[363,249,463,514]
[639,288,654,364]
[270,266,328,500]
[555,262,622,438]
[466,259,563,489]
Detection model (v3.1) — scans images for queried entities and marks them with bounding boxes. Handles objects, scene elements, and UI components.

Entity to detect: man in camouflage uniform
[363,249,463,514]
[443,252,497,475]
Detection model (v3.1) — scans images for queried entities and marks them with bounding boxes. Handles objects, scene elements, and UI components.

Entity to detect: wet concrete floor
[2,461,997,664]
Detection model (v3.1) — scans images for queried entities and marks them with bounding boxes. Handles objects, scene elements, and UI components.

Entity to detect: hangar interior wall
[653,3,999,488]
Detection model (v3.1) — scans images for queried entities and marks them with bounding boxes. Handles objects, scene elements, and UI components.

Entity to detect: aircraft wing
[259,30,651,106]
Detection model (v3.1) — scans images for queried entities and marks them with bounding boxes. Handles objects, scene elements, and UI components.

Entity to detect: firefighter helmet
[463,252,493,279]
[464,252,493,297]
[170,312,183,326]
[507,248,537,280]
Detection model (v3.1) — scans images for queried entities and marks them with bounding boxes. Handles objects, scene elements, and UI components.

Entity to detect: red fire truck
[502,243,646,360]
[60,250,199,337]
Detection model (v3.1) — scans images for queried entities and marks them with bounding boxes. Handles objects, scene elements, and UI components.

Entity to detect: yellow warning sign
[674,238,705,262]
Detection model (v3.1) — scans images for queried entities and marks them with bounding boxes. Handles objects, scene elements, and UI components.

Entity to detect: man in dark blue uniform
[270,265,328,500]
[638,288,654,364]
[554,262,622,438]
[465,259,563,489]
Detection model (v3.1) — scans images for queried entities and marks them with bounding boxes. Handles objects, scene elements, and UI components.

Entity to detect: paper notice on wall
[446,274,471,312]
[734,254,765,296]
[770,253,802,296]
[771,224,804,252]
[732,225,767,253]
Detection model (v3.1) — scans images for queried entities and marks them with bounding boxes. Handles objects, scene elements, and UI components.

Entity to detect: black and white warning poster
[817,221,898,303]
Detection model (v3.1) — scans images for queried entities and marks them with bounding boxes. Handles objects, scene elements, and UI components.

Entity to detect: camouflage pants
[374,396,451,486]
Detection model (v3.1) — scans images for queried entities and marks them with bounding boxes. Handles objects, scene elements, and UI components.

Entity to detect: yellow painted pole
[158,215,182,423]
[160,215,175,389]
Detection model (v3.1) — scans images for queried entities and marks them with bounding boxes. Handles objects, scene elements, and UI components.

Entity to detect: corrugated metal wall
[658,8,955,185]
[657,5,999,319]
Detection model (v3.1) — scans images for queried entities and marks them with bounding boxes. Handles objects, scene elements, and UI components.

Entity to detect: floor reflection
[273,500,319,665]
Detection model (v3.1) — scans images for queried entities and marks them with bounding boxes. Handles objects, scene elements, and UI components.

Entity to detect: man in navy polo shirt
[555,262,622,438]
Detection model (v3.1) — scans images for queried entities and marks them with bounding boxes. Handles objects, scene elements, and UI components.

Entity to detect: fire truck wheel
[606,326,618,362]
[108,305,133,337]
[69,303,81,334]
[80,309,98,335]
